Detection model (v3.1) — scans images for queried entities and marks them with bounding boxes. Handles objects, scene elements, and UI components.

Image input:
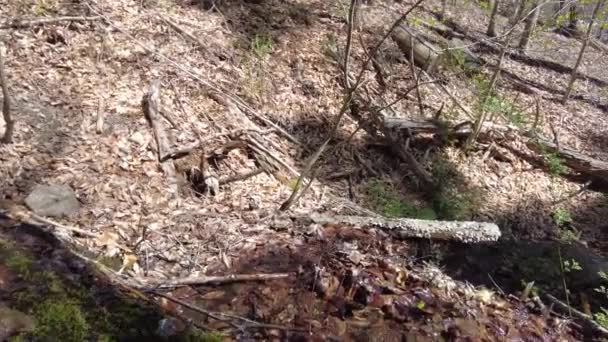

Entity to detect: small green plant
[241,33,274,100]
[594,271,608,328]
[32,299,90,342]
[545,152,568,176]
[552,207,572,227]
[534,141,568,176]
[5,250,33,278]
[594,309,608,329]
[562,258,582,273]
[430,158,482,220]
[180,329,225,342]
[32,0,57,16]
[251,33,273,60]
[365,178,437,219]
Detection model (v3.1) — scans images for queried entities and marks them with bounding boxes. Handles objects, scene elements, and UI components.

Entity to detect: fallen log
[391,26,441,73]
[142,80,180,200]
[527,137,608,189]
[384,117,608,190]
[309,212,501,243]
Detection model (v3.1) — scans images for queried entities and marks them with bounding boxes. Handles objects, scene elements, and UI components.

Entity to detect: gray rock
[25,184,80,217]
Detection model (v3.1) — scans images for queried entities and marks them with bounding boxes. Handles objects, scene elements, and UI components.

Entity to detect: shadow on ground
[0,211,200,341]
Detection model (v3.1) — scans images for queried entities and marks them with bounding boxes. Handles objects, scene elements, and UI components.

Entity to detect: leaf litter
[1,0,605,339]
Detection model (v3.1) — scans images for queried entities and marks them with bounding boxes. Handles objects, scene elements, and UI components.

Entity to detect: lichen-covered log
[309,213,501,243]
[391,27,440,73]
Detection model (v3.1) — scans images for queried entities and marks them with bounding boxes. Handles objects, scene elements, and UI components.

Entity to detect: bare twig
[343,0,358,89]
[28,212,98,238]
[0,16,102,29]
[160,128,268,162]
[0,46,13,144]
[408,35,425,117]
[158,14,208,53]
[142,80,180,200]
[219,168,265,185]
[95,96,105,134]
[545,293,608,337]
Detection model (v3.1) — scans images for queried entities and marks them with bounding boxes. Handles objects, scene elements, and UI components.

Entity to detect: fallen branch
[385,117,608,190]
[158,14,208,54]
[545,294,608,337]
[161,128,274,162]
[246,137,299,176]
[0,45,13,144]
[309,212,501,243]
[27,212,98,238]
[219,168,265,185]
[138,273,291,289]
[0,16,102,29]
[142,80,180,199]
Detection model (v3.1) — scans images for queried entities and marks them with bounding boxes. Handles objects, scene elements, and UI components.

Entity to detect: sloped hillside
[0,0,607,340]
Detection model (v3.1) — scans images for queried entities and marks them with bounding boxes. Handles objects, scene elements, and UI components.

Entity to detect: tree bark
[391,27,440,72]
[487,0,500,37]
[518,0,541,51]
[563,0,603,103]
[0,46,13,144]
[308,213,501,243]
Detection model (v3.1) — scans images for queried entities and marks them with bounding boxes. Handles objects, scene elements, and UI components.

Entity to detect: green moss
[365,179,437,219]
[430,158,482,220]
[5,250,34,277]
[179,329,225,342]
[32,299,89,342]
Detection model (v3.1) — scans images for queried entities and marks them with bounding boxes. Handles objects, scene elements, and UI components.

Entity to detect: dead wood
[198,147,219,196]
[391,26,440,73]
[142,80,180,199]
[309,212,501,243]
[160,129,268,162]
[0,46,12,144]
[385,117,608,190]
[526,137,608,189]
[246,136,299,177]
[0,16,102,29]
[158,14,208,53]
[546,294,608,337]
[28,212,98,239]
[95,96,105,134]
[219,168,265,185]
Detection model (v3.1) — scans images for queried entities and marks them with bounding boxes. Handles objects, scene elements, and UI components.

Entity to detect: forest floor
[0,0,606,340]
